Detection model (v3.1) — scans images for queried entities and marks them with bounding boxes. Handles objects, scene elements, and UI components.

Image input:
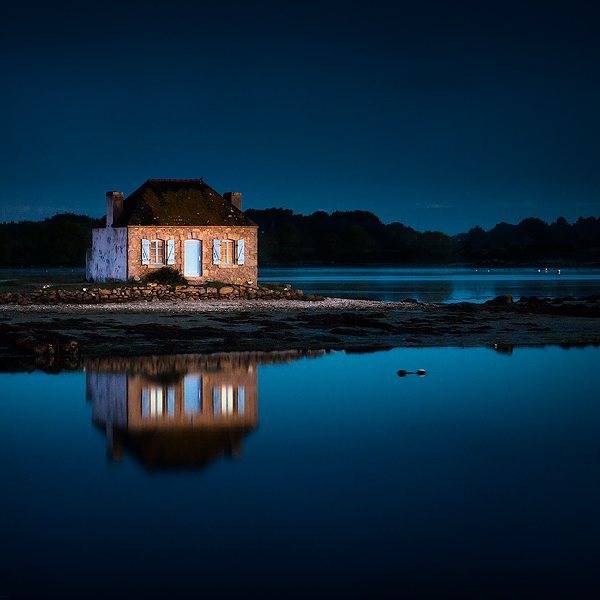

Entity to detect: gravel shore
[0,297,419,314]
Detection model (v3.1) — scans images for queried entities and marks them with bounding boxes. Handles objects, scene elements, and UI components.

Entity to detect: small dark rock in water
[519,296,541,305]
[492,342,514,355]
[485,294,513,306]
[397,368,427,377]
[449,302,477,312]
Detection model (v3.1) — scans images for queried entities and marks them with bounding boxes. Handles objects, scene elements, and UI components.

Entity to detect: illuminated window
[213,239,245,266]
[221,239,235,265]
[150,239,165,265]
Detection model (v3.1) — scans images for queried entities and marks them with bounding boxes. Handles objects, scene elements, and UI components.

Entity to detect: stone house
[86,178,258,284]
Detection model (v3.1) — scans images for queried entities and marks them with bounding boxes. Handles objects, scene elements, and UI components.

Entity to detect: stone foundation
[0,282,323,305]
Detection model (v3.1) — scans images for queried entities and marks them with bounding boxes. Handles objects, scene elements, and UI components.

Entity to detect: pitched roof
[115,178,256,227]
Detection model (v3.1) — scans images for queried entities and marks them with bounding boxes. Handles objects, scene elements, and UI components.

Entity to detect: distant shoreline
[2,212,600,268]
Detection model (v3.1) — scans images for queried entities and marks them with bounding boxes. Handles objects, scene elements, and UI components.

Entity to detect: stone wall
[126,225,258,284]
[0,282,320,305]
[87,227,128,282]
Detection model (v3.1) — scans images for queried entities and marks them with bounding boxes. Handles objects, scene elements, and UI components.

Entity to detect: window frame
[221,239,236,266]
[150,239,165,266]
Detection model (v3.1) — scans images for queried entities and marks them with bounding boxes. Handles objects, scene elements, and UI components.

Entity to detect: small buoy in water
[417,369,427,376]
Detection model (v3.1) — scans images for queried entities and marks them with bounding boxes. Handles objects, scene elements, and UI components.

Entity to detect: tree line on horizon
[247,209,600,266]
[0,209,599,268]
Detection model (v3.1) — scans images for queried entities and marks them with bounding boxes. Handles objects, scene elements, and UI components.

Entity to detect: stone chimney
[106,191,124,227]
[223,191,242,210]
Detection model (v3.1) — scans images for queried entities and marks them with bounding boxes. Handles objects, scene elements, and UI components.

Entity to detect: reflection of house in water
[86,351,324,471]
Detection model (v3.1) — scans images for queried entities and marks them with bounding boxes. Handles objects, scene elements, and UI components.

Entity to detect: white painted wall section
[86,227,128,282]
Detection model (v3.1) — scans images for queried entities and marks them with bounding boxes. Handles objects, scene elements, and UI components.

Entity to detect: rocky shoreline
[1,293,600,371]
[0,281,318,304]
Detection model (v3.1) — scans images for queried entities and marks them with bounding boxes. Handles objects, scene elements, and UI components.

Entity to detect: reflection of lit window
[238,386,245,414]
[212,385,245,415]
[184,375,202,415]
[142,386,176,419]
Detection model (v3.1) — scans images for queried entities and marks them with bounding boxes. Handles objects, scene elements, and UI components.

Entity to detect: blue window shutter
[212,239,221,264]
[141,239,150,265]
[237,386,245,414]
[141,388,150,417]
[167,387,175,416]
[236,239,245,265]
[212,387,221,415]
[166,239,176,265]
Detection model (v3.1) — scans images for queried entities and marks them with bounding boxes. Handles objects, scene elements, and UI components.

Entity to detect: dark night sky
[2,0,599,232]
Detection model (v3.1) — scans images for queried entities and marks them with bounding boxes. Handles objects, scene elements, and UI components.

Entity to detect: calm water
[2,347,600,597]
[3,266,600,303]
[260,266,600,302]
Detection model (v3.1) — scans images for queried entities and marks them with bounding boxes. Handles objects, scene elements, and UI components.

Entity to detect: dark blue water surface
[260,266,600,302]
[2,347,600,598]
[3,266,600,303]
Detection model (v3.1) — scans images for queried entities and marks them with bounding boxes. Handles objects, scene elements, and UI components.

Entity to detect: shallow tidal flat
[1,295,600,368]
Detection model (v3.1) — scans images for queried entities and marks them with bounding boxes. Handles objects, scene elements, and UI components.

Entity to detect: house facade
[86,178,258,284]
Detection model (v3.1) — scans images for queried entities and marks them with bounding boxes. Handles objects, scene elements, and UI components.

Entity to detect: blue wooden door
[184,239,201,277]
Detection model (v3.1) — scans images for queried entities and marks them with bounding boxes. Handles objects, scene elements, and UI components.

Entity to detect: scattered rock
[485,295,513,306]
[492,343,514,354]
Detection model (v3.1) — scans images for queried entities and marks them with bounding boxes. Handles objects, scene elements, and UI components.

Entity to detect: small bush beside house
[141,267,188,286]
